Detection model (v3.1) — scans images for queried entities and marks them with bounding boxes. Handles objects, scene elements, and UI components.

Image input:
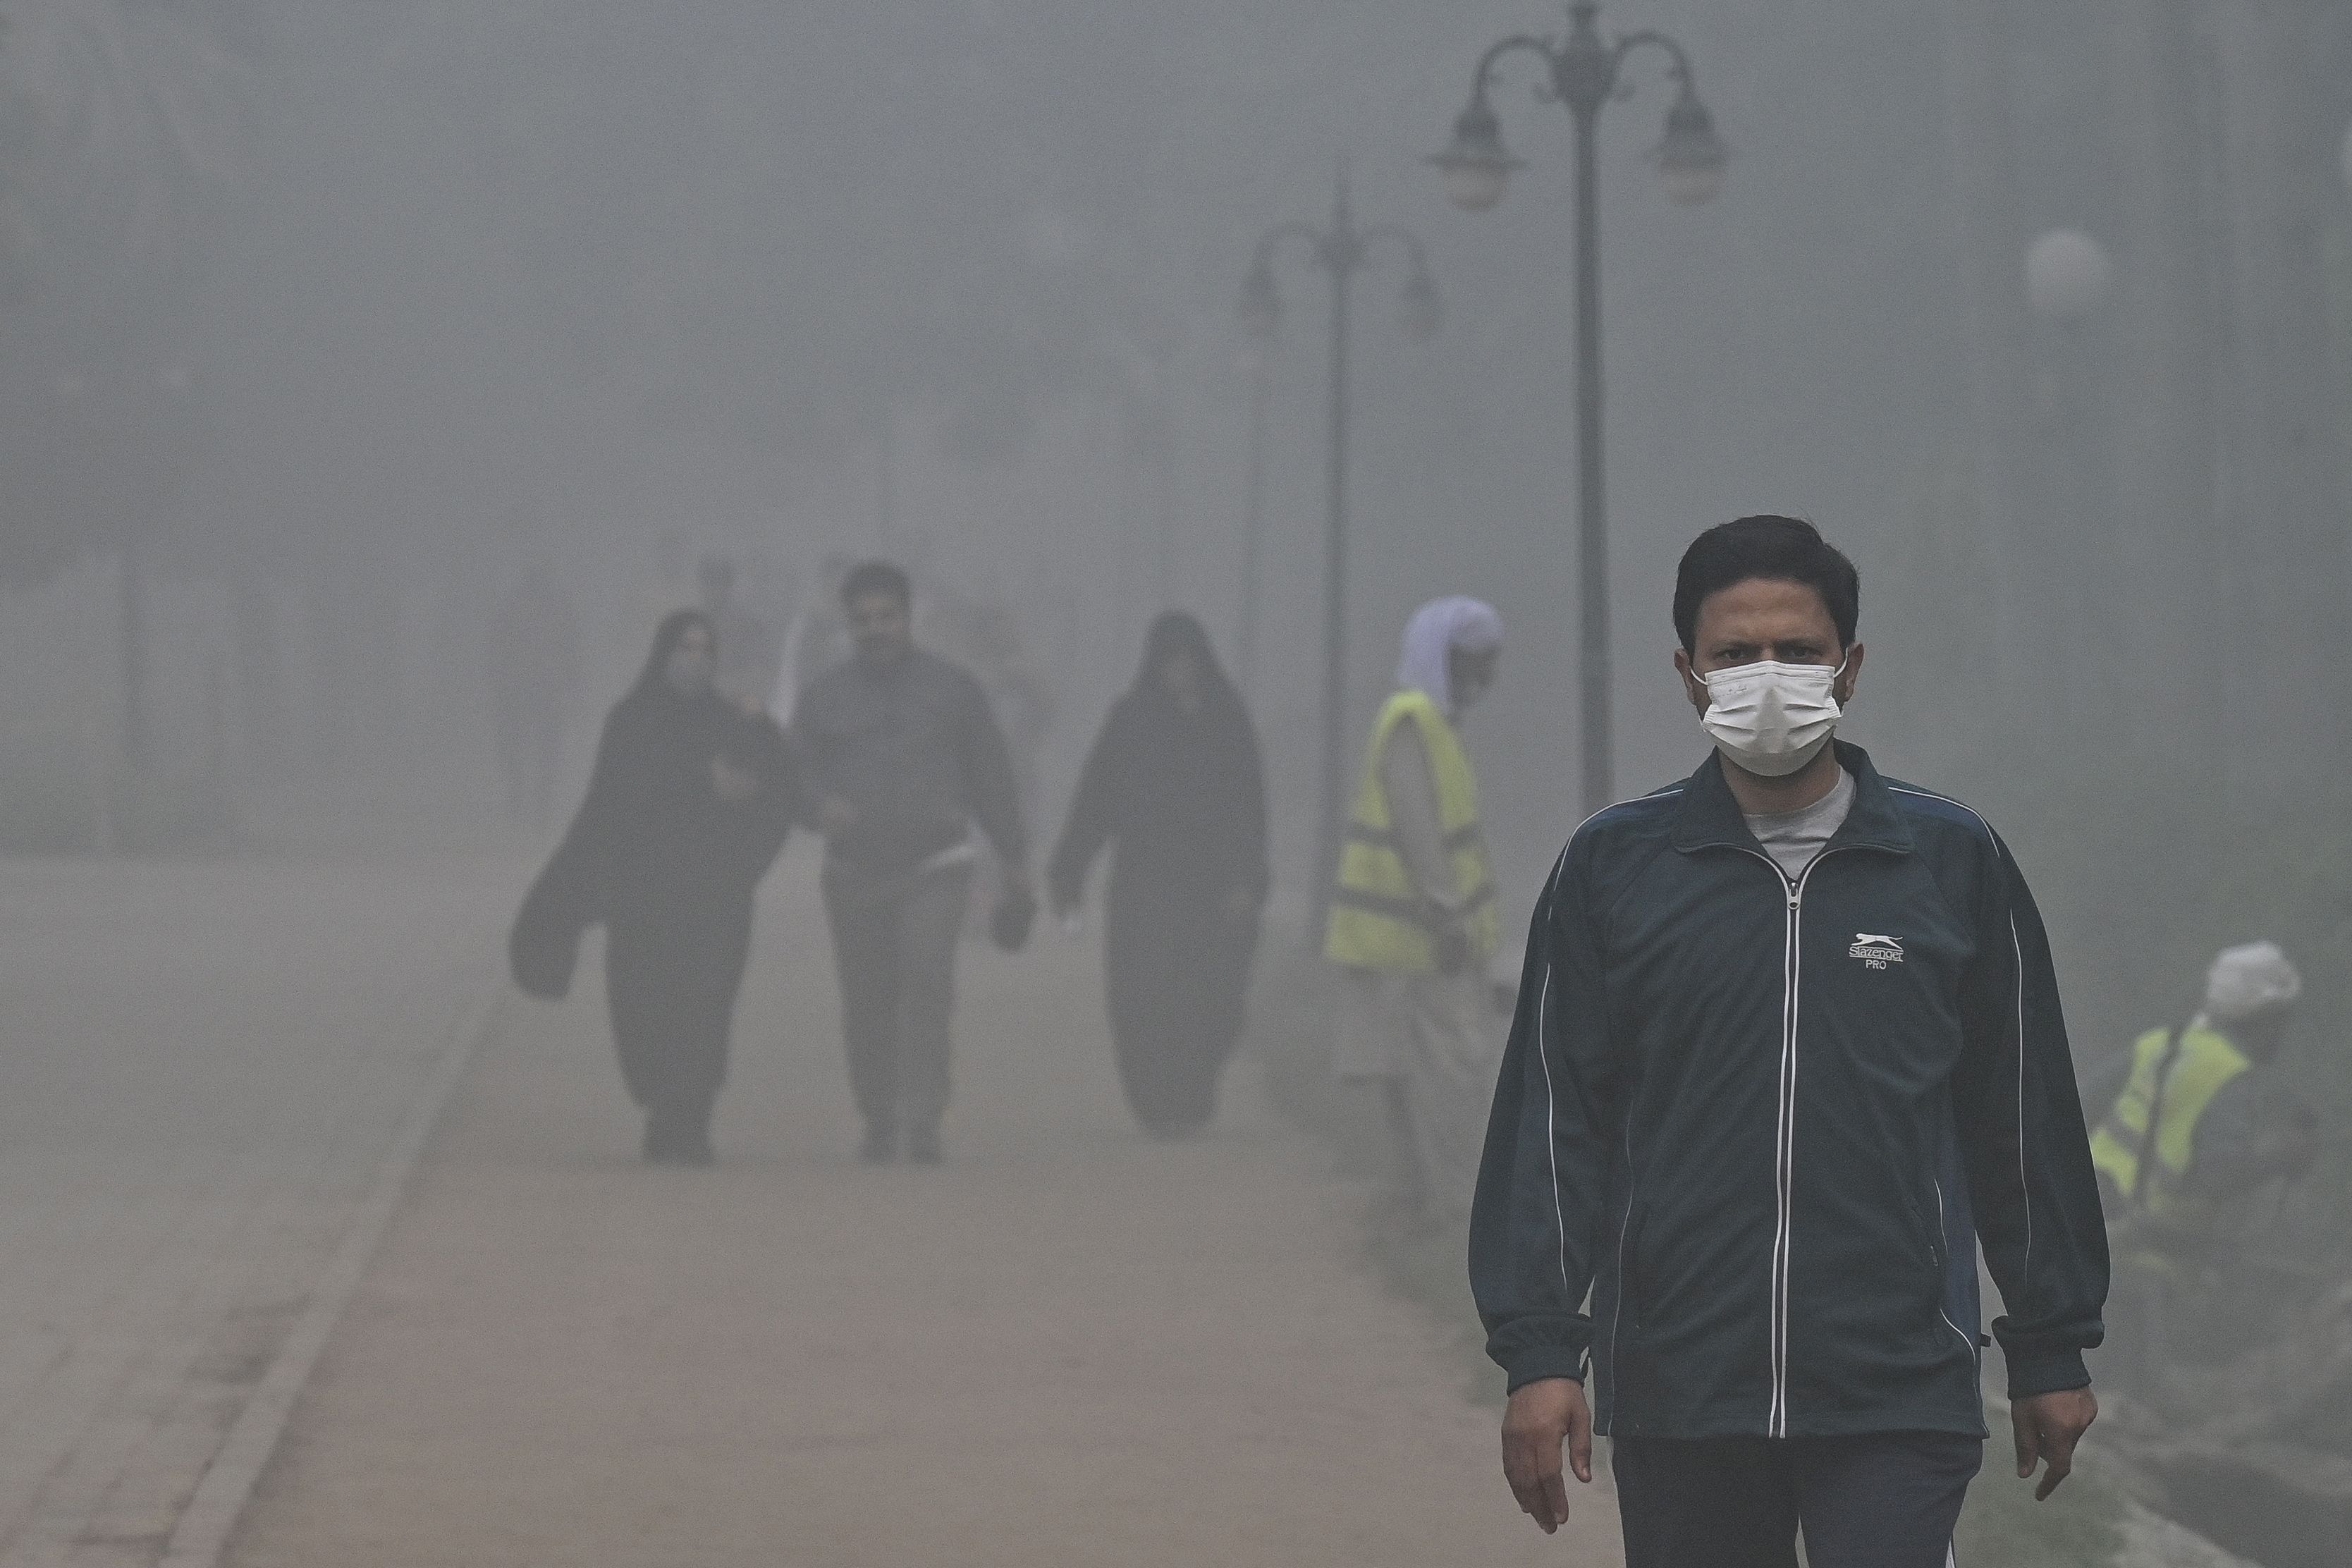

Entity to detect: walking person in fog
[1048,612,1268,1137]
[1472,517,2106,1565]
[525,610,797,1165]
[791,561,1033,1166]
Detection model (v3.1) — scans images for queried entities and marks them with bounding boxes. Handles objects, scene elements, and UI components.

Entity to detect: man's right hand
[1501,1376,1591,1534]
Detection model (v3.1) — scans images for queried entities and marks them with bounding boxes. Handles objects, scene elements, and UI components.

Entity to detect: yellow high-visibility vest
[1323,689,1499,975]
[2088,1023,2251,1234]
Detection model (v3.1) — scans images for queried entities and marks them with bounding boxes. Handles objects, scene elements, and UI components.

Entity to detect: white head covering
[1396,596,1503,716]
[2203,941,2301,1025]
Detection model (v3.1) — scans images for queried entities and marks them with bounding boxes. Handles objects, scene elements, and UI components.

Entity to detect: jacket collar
[1669,739,1915,857]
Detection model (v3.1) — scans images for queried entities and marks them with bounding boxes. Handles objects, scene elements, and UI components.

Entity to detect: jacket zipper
[1734,845,1849,1439]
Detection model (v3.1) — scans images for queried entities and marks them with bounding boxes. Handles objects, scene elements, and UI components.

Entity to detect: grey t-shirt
[1744,765,1856,883]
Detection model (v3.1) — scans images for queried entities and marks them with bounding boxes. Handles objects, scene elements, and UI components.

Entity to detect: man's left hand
[2013,1387,2097,1500]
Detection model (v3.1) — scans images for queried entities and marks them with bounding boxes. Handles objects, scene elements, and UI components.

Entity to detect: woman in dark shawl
[528,609,797,1164]
[1048,612,1268,1136]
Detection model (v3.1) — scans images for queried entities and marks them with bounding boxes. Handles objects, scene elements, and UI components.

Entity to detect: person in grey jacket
[790,561,1031,1165]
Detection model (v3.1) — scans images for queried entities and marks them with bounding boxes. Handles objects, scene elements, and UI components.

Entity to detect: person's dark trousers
[821,862,972,1141]
[1612,1431,1983,1568]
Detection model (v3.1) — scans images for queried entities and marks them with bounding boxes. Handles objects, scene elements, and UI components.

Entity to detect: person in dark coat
[1048,612,1268,1137]
[542,609,797,1165]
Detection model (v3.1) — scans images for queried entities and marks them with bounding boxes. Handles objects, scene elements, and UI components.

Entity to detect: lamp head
[1654,87,1728,205]
[1432,97,1521,213]
[2024,228,2114,321]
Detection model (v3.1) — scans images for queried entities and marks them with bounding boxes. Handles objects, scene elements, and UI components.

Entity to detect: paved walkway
[220,862,1621,1566]
[0,857,514,1568]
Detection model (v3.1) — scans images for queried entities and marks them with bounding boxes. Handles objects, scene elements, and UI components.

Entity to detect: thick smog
[0,4,2341,1566]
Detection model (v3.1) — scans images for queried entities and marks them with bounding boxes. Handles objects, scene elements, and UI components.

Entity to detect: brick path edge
[156,983,508,1568]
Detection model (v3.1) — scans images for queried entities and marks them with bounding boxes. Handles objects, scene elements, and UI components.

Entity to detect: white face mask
[1692,656,1848,778]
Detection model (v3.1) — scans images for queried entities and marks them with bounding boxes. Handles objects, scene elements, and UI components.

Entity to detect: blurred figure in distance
[514,610,798,1165]
[1049,611,1268,1137]
[791,561,1033,1166]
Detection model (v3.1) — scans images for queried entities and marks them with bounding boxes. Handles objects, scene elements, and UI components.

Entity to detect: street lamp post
[2023,227,2114,737]
[1238,167,1440,901]
[1234,346,1273,697]
[1433,2,1726,813]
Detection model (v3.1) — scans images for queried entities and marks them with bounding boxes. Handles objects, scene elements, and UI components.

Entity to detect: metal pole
[874,412,897,555]
[1237,355,1271,699]
[1316,245,1353,906]
[120,538,148,788]
[1570,95,1612,814]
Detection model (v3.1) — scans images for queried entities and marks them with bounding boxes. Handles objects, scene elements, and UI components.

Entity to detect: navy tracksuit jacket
[1469,743,2107,1439]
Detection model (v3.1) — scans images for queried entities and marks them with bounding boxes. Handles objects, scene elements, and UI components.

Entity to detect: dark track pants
[1614,1431,1982,1568]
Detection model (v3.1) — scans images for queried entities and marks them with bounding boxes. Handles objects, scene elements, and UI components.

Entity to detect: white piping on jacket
[1932,1176,1976,1354]
[1887,786,2035,1312]
[1533,845,1575,1303]
[1536,962,1570,1300]
[1530,788,1686,1346]
[2009,914,2031,1282]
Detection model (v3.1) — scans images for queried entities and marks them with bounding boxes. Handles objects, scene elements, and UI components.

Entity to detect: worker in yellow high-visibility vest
[2086,940,2312,1383]
[1326,596,1505,1223]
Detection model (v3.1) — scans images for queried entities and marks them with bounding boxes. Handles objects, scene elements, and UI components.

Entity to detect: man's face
[1674,577,1861,714]
[1449,646,1500,714]
[848,591,913,665]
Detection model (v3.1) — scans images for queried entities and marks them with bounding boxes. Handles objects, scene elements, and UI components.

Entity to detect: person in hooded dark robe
[1048,612,1268,1136]
[558,609,797,1163]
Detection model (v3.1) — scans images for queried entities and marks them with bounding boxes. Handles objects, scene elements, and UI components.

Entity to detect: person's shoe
[677,1128,716,1168]
[859,1122,899,1164]
[905,1124,942,1166]
[642,1115,674,1164]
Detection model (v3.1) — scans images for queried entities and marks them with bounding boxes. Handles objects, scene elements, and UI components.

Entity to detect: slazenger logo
[1849,933,1904,969]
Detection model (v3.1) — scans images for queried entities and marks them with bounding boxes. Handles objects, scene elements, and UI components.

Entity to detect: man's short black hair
[840,559,912,611]
[1672,515,1859,653]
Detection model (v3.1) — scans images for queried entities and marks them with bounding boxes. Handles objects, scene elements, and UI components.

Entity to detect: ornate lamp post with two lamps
[1237,167,1440,899]
[1432,2,1727,812]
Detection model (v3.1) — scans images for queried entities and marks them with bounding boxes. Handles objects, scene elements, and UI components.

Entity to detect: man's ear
[1836,643,1865,704]
[1673,649,1708,710]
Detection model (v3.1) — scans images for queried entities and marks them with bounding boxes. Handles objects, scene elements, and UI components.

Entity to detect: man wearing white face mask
[1471,516,2109,1568]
